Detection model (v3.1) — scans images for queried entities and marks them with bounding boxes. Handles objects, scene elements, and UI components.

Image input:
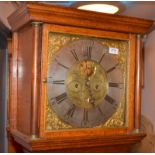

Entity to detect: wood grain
[16,25,33,135]
[7,38,12,130]
[7,37,14,153]
[44,24,130,40]
[9,33,18,130]
[8,2,153,33]
[135,34,142,130]
[31,22,42,137]
[127,34,136,131]
[7,36,22,153]
[12,129,146,152]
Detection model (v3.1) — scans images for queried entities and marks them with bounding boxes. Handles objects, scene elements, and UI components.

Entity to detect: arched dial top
[47,39,124,128]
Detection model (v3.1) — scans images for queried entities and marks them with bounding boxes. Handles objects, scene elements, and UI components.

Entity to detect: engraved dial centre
[65,60,108,109]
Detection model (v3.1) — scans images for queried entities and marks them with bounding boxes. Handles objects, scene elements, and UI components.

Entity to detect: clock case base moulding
[11,129,146,152]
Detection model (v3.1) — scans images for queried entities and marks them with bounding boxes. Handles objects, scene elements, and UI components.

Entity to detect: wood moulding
[8,2,153,34]
[12,129,146,152]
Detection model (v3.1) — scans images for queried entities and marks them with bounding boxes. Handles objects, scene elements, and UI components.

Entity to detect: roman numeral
[83,41,94,59]
[45,80,65,84]
[51,92,67,104]
[70,49,79,61]
[105,95,115,105]
[81,109,89,127]
[106,63,119,73]
[53,80,65,85]
[105,95,118,109]
[55,59,69,70]
[65,104,76,119]
[86,46,92,59]
[109,82,123,89]
[98,53,105,64]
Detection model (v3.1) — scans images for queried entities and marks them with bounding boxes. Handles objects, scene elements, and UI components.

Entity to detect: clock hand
[88,97,95,108]
[85,78,95,108]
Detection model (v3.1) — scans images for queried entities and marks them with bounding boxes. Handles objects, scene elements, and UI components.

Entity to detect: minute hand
[106,63,119,73]
[85,78,95,107]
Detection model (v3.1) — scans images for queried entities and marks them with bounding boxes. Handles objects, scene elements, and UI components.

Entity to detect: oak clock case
[7,2,154,153]
[43,31,128,131]
[6,1,155,153]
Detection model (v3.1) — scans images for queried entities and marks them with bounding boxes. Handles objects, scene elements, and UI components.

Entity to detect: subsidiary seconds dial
[47,39,123,128]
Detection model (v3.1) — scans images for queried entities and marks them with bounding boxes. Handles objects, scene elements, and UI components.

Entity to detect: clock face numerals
[65,104,76,119]
[51,92,67,104]
[70,49,79,61]
[47,39,124,128]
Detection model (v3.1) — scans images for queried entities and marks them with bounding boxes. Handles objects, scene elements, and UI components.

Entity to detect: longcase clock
[7,2,153,152]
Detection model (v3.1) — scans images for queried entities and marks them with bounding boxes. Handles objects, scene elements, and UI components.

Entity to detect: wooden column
[135,34,142,131]
[10,33,18,130]
[31,22,42,138]
[7,38,12,129]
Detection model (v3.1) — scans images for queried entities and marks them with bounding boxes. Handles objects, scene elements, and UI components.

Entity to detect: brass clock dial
[47,39,123,128]
[65,59,108,109]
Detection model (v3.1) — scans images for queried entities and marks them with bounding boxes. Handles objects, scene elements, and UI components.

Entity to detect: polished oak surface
[8,2,153,33]
[12,129,146,152]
